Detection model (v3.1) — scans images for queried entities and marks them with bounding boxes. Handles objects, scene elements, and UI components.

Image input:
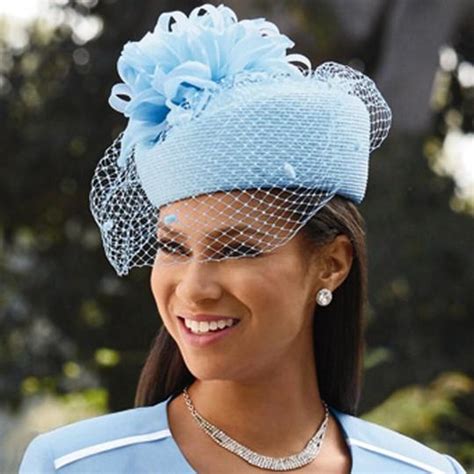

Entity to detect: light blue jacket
[19,396,466,473]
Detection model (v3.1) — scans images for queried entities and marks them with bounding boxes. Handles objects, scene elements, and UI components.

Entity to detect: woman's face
[150,191,326,383]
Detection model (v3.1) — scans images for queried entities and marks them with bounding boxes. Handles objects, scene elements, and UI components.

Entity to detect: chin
[182,355,234,381]
[183,353,266,385]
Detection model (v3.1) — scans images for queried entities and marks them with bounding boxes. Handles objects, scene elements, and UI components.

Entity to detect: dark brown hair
[134,195,367,414]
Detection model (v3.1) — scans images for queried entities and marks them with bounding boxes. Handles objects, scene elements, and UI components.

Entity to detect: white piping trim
[347,438,446,474]
[54,428,172,469]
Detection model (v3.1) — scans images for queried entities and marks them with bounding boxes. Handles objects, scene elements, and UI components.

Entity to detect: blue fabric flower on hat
[108,4,310,166]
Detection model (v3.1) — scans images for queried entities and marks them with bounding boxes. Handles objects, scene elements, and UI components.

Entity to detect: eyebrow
[157,223,268,241]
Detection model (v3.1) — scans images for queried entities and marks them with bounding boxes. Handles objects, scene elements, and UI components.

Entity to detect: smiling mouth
[178,316,241,335]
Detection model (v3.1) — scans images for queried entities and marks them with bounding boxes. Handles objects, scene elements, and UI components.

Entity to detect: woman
[20,4,465,473]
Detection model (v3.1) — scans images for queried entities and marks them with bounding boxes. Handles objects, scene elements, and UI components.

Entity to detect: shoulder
[19,399,174,473]
[330,407,466,473]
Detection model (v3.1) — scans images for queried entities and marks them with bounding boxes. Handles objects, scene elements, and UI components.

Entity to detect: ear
[314,234,354,291]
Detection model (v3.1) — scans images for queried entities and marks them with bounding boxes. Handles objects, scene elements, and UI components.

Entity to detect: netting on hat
[90,67,391,276]
[313,62,391,152]
[90,135,339,276]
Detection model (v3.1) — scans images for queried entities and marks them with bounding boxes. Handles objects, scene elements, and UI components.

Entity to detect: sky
[0,0,102,47]
[0,0,51,21]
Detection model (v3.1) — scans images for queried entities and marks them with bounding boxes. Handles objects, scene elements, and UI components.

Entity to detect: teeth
[184,318,237,334]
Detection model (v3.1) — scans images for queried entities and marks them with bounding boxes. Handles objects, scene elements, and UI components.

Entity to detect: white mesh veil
[89,6,392,276]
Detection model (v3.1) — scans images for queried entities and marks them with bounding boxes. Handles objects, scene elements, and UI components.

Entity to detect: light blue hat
[90,4,391,275]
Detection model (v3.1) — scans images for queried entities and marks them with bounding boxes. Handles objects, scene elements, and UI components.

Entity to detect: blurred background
[0,0,473,471]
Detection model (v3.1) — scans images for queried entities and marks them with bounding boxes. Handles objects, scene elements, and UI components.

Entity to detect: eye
[156,239,263,260]
[157,239,190,256]
[217,243,263,259]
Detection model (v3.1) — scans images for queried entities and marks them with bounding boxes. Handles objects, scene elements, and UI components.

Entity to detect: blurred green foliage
[364,372,474,464]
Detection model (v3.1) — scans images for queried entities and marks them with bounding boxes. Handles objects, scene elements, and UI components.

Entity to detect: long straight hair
[134,195,367,414]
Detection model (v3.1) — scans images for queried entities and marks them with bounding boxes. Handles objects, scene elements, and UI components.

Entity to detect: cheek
[150,267,174,329]
[150,267,161,307]
[236,258,308,332]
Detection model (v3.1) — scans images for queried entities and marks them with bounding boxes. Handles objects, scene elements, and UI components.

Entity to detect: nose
[175,258,223,304]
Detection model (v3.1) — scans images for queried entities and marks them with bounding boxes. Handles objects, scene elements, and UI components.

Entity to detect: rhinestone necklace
[182,387,329,471]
